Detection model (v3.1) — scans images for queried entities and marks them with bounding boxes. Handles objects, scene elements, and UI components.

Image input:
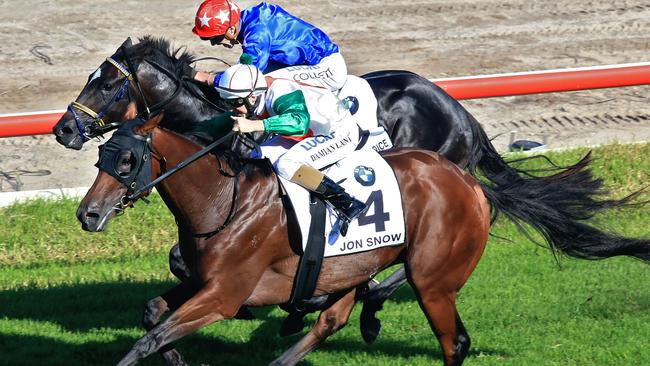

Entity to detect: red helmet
[192,0,241,38]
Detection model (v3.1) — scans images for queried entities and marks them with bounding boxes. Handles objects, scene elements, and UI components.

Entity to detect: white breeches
[266,52,348,91]
[262,121,360,180]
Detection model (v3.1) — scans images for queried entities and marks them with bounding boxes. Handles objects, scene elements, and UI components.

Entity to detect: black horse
[51,36,518,344]
[54,37,482,166]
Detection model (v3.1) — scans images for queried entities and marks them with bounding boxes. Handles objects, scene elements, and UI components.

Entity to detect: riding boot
[291,165,367,236]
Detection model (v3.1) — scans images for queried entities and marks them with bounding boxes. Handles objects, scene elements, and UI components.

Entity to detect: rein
[193,155,240,238]
[127,130,235,200]
[181,56,232,112]
[140,58,189,113]
[121,45,152,117]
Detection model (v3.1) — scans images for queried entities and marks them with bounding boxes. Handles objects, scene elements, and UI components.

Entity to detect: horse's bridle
[67,45,185,142]
[95,119,154,213]
[68,56,134,142]
[67,38,234,143]
[97,119,240,238]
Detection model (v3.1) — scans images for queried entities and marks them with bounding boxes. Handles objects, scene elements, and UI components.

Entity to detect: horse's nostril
[61,126,73,135]
[85,212,100,223]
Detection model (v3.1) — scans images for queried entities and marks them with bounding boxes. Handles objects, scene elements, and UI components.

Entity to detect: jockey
[191,0,347,91]
[214,60,367,235]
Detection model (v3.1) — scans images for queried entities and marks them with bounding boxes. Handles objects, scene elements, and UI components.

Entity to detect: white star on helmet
[229,1,240,13]
[214,9,230,24]
[198,12,212,28]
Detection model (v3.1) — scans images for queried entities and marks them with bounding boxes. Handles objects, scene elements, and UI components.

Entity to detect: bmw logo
[354,165,376,186]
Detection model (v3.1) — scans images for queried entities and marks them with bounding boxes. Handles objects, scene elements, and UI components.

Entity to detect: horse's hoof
[162,349,188,366]
[279,316,305,337]
[234,306,256,320]
[143,296,168,330]
[360,316,381,344]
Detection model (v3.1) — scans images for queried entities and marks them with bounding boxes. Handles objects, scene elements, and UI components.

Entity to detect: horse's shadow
[0,281,505,365]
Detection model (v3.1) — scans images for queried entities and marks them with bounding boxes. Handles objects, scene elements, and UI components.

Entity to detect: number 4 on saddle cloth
[258,135,406,259]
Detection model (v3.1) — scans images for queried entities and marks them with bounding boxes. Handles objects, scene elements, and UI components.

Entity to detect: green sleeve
[263,90,310,136]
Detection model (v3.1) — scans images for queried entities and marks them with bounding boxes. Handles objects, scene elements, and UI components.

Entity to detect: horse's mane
[132,36,224,100]
[125,36,230,143]
[130,36,196,73]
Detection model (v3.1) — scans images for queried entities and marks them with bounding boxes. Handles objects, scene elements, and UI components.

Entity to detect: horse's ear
[136,113,164,135]
[122,37,133,48]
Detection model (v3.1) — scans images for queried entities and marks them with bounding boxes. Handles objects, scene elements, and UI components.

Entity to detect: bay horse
[54,36,650,347]
[78,116,649,365]
[52,36,493,340]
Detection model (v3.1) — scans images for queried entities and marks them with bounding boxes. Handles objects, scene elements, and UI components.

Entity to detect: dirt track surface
[2,0,650,192]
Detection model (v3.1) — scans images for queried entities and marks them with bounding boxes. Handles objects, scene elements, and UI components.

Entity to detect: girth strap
[288,195,327,307]
[277,175,303,255]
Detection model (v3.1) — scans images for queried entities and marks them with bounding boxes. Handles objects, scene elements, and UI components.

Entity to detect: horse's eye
[116,151,135,177]
[102,82,113,91]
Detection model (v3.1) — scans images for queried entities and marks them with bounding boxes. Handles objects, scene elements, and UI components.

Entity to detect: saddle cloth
[266,146,405,258]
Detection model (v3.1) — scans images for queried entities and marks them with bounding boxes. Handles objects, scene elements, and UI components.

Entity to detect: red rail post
[433,62,650,99]
[0,110,65,138]
[3,62,650,138]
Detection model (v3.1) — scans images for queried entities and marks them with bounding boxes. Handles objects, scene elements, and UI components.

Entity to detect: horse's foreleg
[118,285,239,366]
[143,271,201,330]
[168,242,256,319]
[143,298,188,366]
[279,308,308,337]
[268,289,357,366]
[142,280,200,366]
[143,243,192,331]
[137,243,198,366]
[169,243,191,282]
[359,266,408,344]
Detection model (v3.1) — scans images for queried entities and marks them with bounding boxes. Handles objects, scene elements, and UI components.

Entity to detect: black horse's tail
[465,114,650,261]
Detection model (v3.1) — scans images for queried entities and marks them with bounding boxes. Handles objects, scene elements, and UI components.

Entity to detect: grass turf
[1,143,649,365]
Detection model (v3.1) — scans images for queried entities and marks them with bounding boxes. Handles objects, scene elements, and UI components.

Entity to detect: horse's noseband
[95,118,153,202]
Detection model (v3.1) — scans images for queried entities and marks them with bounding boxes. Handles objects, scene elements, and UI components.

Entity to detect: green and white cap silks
[215,55,267,100]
